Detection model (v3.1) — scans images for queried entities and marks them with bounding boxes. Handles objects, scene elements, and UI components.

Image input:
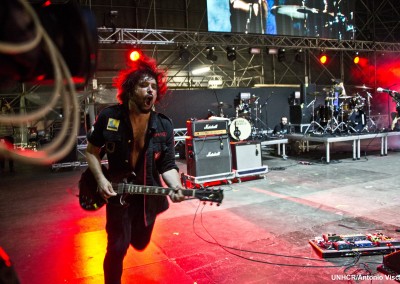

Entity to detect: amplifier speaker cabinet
[185,135,232,178]
[231,141,262,170]
[290,105,311,124]
[230,141,268,178]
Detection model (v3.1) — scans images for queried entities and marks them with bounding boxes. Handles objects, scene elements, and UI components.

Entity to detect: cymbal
[322,87,332,92]
[249,95,260,103]
[308,91,321,96]
[211,102,232,109]
[339,95,352,99]
[271,5,316,19]
[297,7,319,14]
[354,85,372,90]
[325,97,335,100]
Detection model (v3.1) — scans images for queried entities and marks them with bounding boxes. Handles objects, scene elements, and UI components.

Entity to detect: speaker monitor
[290,105,310,124]
[231,141,262,170]
[185,135,232,177]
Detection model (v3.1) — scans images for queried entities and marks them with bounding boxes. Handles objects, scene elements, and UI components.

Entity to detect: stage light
[226,46,236,61]
[353,52,360,64]
[179,45,189,60]
[278,48,286,62]
[249,47,261,54]
[206,46,218,62]
[295,49,304,63]
[319,51,328,64]
[128,49,141,62]
[192,66,211,75]
[267,48,278,55]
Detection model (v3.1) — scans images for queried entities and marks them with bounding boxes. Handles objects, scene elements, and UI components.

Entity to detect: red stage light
[319,54,328,64]
[129,50,141,62]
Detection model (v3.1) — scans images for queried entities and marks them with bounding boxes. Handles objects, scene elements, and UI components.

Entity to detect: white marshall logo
[207,151,221,157]
[204,124,218,129]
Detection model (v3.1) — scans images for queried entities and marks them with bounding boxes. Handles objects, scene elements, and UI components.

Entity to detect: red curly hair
[114,55,168,105]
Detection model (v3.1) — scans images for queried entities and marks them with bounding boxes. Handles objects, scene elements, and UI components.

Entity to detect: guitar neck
[111,183,195,198]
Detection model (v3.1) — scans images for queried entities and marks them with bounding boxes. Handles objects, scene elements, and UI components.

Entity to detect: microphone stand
[363,91,375,132]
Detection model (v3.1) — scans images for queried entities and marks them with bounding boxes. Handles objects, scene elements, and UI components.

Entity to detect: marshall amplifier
[185,135,232,177]
[186,119,228,137]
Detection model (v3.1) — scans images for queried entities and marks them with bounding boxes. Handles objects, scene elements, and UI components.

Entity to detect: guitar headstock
[194,187,224,205]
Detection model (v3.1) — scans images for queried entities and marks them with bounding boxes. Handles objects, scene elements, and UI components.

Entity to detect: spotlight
[206,46,218,62]
[353,52,360,64]
[226,46,236,61]
[179,45,189,61]
[128,49,142,62]
[278,48,286,62]
[295,49,304,63]
[249,47,261,54]
[319,51,328,64]
[192,66,211,75]
[267,48,278,55]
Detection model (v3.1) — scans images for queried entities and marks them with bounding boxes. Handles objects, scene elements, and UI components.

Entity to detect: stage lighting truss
[208,75,223,88]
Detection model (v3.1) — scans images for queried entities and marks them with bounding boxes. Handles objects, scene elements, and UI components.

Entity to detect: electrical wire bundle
[0,0,80,165]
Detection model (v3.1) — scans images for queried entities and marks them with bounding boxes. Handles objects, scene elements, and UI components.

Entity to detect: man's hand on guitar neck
[162,168,185,203]
[168,187,185,203]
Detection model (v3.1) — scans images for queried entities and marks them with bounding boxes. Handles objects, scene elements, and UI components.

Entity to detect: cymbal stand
[304,98,324,133]
[333,101,348,133]
[251,99,268,139]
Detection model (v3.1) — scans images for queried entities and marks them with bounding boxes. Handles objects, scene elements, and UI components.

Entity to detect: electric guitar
[78,167,224,211]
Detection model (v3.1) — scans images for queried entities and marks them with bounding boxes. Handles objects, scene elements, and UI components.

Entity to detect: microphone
[377,87,393,93]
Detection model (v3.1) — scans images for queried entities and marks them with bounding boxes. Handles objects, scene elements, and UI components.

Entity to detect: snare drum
[229,118,252,141]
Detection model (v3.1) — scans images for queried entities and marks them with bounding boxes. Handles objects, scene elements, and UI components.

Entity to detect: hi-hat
[355,85,372,90]
[308,91,321,96]
[339,95,352,99]
[212,102,232,109]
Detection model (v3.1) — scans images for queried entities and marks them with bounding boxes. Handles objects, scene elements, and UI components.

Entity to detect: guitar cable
[191,202,359,269]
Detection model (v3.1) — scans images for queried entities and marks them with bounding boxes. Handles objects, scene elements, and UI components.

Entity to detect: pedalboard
[309,232,400,258]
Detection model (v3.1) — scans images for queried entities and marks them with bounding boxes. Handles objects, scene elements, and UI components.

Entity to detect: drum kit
[271,1,355,39]
[210,94,267,141]
[306,83,375,134]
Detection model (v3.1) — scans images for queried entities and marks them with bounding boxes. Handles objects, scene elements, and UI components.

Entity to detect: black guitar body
[78,167,107,211]
[78,166,224,211]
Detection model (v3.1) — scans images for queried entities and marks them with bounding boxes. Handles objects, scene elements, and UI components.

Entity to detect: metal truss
[98,28,400,52]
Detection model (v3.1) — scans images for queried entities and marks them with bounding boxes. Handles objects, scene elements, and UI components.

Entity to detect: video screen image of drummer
[207,0,356,40]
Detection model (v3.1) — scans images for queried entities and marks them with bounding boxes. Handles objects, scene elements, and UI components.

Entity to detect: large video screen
[207,0,356,40]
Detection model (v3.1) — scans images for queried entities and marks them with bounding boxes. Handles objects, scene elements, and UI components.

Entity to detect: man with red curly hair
[85,55,184,284]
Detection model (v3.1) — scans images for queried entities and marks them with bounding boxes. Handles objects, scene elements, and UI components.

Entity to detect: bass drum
[229,118,252,141]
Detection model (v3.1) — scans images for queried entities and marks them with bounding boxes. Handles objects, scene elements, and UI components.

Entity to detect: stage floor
[1,136,400,283]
